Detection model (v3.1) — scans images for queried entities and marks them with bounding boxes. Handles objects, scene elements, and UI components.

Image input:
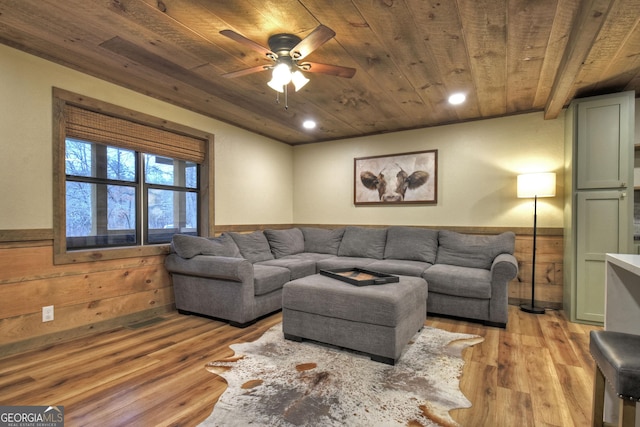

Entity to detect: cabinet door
[576,94,633,189]
[576,191,629,322]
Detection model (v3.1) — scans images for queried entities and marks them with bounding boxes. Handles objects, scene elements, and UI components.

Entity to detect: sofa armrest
[491,253,518,282]
[164,253,253,282]
[164,253,259,325]
[486,253,518,326]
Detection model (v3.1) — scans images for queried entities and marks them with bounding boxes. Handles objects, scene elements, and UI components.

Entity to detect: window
[53,88,213,264]
[144,154,199,244]
[65,140,138,248]
[65,140,199,248]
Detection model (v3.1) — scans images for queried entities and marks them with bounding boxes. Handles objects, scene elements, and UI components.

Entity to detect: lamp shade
[291,70,309,91]
[267,62,292,92]
[517,172,556,198]
[271,62,292,85]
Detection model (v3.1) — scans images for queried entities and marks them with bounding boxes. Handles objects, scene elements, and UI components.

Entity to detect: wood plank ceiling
[0,0,638,145]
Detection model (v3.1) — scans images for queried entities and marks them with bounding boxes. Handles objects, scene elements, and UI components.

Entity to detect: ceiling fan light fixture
[220,26,356,111]
[270,62,292,88]
[291,70,309,91]
[267,76,285,93]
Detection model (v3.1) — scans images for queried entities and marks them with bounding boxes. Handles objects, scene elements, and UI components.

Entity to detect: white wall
[0,43,568,231]
[0,44,293,229]
[293,112,565,228]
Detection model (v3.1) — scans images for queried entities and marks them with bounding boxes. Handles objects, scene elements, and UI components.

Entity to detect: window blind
[64,104,206,163]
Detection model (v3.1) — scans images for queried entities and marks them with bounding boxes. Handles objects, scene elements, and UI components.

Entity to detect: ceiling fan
[220,25,356,108]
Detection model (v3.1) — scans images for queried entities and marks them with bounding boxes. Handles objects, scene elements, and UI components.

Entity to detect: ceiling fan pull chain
[284,84,288,110]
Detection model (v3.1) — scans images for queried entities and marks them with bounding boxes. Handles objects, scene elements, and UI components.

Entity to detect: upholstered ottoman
[282,273,427,365]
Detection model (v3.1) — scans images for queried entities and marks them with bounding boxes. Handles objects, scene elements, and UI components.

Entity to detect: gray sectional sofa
[164,226,518,328]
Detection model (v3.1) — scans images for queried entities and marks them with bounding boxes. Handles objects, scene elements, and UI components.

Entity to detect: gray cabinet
[577,97,632,189]
[575,191,629,323]
[564,91,635,324]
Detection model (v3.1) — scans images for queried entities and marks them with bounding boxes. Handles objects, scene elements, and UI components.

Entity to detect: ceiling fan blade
[302,62,356,78]
[291,25,336,60]
[220,30,274,57]
[221,65,270,78]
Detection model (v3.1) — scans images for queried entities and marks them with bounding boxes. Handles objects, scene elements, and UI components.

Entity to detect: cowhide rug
[201,323,483,427]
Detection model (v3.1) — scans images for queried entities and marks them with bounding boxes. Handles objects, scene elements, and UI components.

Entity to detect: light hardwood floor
[0,305,600,426]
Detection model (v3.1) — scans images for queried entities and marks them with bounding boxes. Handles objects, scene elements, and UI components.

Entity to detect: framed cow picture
[354,150,438,205]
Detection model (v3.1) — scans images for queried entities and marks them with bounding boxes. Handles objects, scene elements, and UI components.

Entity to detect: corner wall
[0,43,294,230]
[0,42,567,353]
[0,44,293,353]
[292,112,565,228]
[292,112,566,310]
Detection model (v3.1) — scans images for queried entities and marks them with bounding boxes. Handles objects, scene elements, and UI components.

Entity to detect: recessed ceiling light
[303,120,316,129]
[448,93,466,105]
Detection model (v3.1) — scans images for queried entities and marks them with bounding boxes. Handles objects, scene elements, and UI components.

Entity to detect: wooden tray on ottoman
[319,268,399,286]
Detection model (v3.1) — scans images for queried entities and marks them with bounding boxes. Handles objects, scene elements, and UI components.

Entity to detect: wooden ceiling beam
[532,0,581,109]
[575,0,640,95]
[543,0,613,119]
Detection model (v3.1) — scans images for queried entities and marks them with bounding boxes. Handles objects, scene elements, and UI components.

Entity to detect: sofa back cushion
[228,231,275,263]
[338,226,387,259]
[264,228,305,258]
[435,230,515,269]
[300,227,345,255]
[171,233,241,259]
[384,226,438,263]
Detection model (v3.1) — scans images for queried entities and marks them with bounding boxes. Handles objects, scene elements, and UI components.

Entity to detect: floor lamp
[517,172,556,314]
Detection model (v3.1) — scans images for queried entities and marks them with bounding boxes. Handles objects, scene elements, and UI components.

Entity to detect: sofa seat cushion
[435,230,515,270]
[384,226,438,264]
[316,256,376,271]
[422,264,492,299]
[228,231,275,263]
[366,259,431,277]
[338,226,387,259]
[264,228,305,258]
[252,264,291,296]
[288,252,337,262]
[255,257,317,280]
[283,274,427,327]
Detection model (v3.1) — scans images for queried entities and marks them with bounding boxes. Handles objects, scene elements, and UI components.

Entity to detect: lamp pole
[521,194,545,314]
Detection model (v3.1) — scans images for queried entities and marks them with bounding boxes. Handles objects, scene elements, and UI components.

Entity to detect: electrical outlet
[42,305,54,322]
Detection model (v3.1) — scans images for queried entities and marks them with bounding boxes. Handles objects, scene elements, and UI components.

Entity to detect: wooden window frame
[52,88,214,264]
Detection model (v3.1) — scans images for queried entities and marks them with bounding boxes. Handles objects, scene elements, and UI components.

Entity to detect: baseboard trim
[0,304,175,357]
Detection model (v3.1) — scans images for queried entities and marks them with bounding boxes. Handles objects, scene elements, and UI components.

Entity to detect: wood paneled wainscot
[513,231,564,310]
[0,226,563,356]
[0,232,174,356]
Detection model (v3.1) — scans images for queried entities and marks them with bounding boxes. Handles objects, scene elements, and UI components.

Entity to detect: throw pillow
[435,230,515,270]
[228,231,275,263]
[338,226,387,259]
[384,226,438,263]
[171,234,241,259]
[300,227,345,255]
[264,228,305,258]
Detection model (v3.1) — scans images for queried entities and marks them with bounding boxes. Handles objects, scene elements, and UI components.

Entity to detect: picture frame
[354,149,437,205]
